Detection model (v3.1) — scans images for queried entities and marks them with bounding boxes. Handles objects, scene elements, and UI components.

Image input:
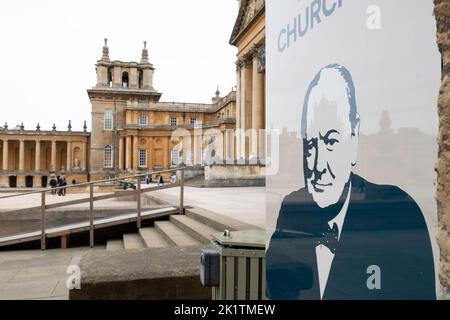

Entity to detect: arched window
[139,70,144,88]
[122,72,129,88]
[104,145,113,168]
[108,68,113,87]
[104,110,113,131]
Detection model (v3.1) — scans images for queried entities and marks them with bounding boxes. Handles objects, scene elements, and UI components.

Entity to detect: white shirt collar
[328,181,351,241]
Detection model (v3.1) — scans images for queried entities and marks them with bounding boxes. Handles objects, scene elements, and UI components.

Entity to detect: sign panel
[266,0,441,299]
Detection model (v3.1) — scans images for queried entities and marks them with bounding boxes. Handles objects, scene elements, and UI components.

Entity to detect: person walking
[50,176,57,195]
[62,176,67,196]
[57,176,63,196]
[157,175,164,186]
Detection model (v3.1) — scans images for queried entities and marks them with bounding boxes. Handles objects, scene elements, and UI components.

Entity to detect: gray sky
[0,0,238,131]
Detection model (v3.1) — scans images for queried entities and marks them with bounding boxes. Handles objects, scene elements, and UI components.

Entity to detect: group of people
[49,175,67,196]
[145,173,176,186]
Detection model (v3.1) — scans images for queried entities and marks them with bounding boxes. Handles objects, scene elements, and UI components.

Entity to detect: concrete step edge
[185,207,261,232]
[154,221,200,247]
[123,233,146,250]
[138,227,170,248]
[154,221,179,246]
[170,215,214,244]
[106,239,124,251]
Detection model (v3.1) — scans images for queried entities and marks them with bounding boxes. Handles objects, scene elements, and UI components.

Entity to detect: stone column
[252,54,265,160]
[51,140,57,171]
[2,140,8,171]
[239,62,247,160]
[133,135,139,170]
[245,60,254,159]
[126,136,132,170]
[142,68,153,90]
[81,142,87,171]
[119,137,124,170]
[225,130,230,161]
[130,68,138,89]
[220,131,225,161]
[236,64,242,159]
[66,141,72,171]
[163,137,169,168]
[226,129,234,162]
[35,140,41,171]
[19,140,25,171]
[193,135,200,166]
[148,138,154,168]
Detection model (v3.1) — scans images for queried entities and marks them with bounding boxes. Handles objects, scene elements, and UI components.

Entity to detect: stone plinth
[69,246,210,300]
[205,164,265,187]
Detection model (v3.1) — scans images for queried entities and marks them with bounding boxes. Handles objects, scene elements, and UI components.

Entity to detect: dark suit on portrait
[266,173,436,300]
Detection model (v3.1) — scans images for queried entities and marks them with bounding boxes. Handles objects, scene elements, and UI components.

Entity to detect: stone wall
[434,0,450,299]
[204,164,265,187]
[69,246,211,300]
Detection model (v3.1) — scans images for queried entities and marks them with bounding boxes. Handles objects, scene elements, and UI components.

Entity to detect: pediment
[230,0,265,45]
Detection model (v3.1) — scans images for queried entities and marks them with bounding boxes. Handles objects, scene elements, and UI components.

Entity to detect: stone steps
[106,239,124,251]
[154,221,201,247]
[185,207,261,232]
[170,215,217,244]
[103,207,246,250]
[139,227,169,248]
[123,234,145,249]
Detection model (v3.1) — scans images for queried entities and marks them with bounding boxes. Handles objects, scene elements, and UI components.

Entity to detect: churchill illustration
[266,64,436,300]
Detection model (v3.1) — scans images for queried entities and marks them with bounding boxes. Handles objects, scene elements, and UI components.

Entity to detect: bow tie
[317,222,339,254]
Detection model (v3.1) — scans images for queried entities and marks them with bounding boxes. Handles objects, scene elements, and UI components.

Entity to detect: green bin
[210,229,266,300]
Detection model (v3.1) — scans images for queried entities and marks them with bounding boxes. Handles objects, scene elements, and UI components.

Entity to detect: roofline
[229,1,265,46]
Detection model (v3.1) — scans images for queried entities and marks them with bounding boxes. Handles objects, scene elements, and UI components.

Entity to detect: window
[139,149,147,168]
[190,117,197,125]
[139,115,148,126]
[122,72,129,88]
[104,110,113,131]
[171,149,179,166]
[108,68,113,88]
[187,149,193,166]
[104,145,113,168]
[139,70,144,88]
[170,116,178,126]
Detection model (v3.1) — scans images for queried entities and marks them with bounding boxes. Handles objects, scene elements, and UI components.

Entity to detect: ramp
[0,206,178,248]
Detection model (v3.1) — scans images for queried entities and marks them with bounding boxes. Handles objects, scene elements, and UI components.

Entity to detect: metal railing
[0,167,186,250]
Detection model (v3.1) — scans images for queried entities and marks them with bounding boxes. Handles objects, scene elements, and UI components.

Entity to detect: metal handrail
[0,167,185,200]
[0,167,186,250]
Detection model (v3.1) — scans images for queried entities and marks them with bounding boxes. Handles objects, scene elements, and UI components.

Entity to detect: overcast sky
[0,0,238,131]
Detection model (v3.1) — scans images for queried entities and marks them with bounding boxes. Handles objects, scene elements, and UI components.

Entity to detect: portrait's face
[304,70,359,208]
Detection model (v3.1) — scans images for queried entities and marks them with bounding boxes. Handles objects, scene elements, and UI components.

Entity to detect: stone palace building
[0,0,265,188]
[0,39,237,188]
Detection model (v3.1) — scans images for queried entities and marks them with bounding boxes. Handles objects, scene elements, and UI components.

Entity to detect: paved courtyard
[151,186,265,228]
[0,247,103,300]
[0,186,265,300]
[0,186,266,228]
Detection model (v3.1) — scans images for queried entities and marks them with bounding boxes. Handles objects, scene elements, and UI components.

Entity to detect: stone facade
[204,163,265,187]
[434,0,450,298]
[0,39,238,187]
[0,126,89,188]
[88,40,237,181]
[230,0,266,161]
[204,0,267,184]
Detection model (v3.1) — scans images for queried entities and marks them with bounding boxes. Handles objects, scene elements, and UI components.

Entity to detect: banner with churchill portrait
[265,0,441,299]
